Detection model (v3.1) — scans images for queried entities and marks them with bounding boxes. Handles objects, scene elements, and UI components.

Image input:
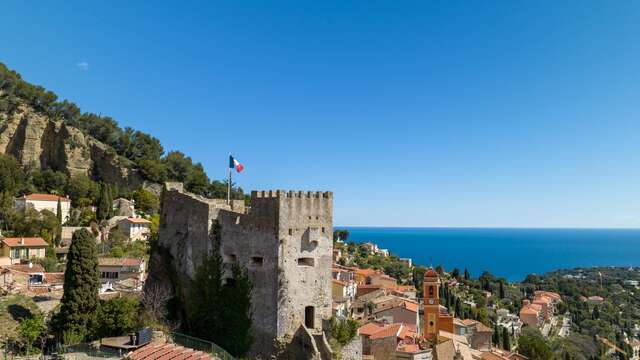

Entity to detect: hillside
[0,62,241,198]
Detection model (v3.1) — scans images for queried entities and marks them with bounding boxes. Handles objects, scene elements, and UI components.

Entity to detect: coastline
[341,226,640,281]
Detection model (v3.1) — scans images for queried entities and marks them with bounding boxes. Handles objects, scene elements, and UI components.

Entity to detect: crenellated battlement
[251,190,333,199]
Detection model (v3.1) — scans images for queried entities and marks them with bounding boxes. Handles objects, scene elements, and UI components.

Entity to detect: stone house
[0,237,48,265]
[117,217,152,241]
[372,296,420,329]
[113,198,135,217]
[99,257,145,284]
[14,194,71,221]
[360,322,428,360]
[0,263,46,288]
[453,319,492,351]
[61,226,98,246]
[370,273,399,289]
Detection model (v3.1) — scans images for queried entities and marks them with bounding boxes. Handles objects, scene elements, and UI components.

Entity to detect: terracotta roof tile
[1,237,48,247]
[99,257,144,267]
[2,264,45,274]
[20,194,70,202]
[359,322,387,336]
[370,323,403,340]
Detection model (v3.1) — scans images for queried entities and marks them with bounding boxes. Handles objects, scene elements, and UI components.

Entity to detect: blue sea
[343,227,640,282]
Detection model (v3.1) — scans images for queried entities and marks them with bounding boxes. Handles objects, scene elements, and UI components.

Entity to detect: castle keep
[153,183,334,358]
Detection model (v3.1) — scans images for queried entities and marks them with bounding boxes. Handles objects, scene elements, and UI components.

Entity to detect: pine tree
[502,326,511,350]
[56,228,100,343]
[188,222,253,357]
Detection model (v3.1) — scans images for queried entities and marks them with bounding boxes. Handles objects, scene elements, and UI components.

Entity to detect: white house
[117,217,152,241]
[14,194,71,221]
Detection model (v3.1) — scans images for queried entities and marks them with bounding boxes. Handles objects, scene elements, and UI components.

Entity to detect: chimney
[20,238,24,245]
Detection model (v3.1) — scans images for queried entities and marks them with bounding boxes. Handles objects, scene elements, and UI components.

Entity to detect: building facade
[14,194,71,221]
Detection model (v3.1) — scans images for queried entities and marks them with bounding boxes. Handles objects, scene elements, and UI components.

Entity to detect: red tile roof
[20,194,70,202]
[2,264,46,274]
[128,343,214,360]
[1,237,48,247]
[370,323,403,340]
[403,300,419,313]
[99,258,144,267]
[358,322,387,336]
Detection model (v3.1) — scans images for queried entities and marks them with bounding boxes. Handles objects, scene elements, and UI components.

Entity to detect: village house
[370,273,399,289]
[371,295,420,329]
[436,331,481,360]
[61,226,99,245]
[532,291,561,320]
[359,322,430,360]
[113,198,136,217]
[452,319,493,351]
[14,194,71,221]
[519,300,543,328]
[117,217,152,241]
[400,258,413,268]
[99,257,145,284]
[0,237,48,265]
[496,309,523,337]
[479,348,529,360]
[0,263,46,289]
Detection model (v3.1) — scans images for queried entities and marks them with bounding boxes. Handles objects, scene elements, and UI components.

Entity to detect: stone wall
[340,336,363,360]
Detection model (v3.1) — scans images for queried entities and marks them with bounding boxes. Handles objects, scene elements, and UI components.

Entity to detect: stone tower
[218,190,333,357]
[151,185,334,358]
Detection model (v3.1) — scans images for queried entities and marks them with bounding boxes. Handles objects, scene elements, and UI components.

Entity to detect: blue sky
[2,1,640,227]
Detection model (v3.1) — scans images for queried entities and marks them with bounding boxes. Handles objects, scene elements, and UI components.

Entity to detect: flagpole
[227,157,232,206]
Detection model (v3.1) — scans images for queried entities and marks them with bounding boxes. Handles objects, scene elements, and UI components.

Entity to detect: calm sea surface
[343,227,640,282]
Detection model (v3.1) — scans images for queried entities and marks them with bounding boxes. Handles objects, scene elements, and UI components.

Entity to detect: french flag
[229,155,244,173]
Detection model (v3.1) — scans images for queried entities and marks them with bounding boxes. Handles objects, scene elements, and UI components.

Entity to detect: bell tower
[423,268,441,339]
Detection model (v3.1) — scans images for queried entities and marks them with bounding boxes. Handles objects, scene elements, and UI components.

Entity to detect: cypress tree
[188,222,253,357]
[55,198,63,246]
[493,324,500,346]
[464,268,470,280]
[57,228,100,343]
[499,280,505,299]
[502,326,511,350]
[97,183,112,220]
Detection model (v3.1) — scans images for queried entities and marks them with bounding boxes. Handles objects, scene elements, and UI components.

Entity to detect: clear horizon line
[335,225,640,230]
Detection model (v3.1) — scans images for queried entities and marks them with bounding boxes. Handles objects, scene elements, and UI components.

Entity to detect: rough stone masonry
[149,183,334,359]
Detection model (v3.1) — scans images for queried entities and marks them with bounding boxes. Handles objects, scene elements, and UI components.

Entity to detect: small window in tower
[289,228,293,236]
[429,286,434,296]
[298,257,315,267]
[251,257,264,266]
[315,216,319,220]
[321,227,325,233]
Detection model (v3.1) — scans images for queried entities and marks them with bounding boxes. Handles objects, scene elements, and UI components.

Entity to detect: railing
[169,332,235,360]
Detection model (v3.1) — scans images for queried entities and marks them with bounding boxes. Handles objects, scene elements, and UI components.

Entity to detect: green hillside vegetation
[0,62,245,199]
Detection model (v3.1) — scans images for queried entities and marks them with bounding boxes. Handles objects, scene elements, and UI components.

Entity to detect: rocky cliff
[0,102,144,189]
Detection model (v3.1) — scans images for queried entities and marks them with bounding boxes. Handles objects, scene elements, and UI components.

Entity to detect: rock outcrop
[0,103,143,189]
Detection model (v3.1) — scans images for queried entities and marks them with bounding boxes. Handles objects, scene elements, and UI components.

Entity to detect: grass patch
[0,294,42,339]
